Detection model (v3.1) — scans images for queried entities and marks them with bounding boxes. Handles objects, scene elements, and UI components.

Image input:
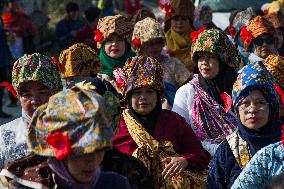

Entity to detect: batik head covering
[28,82,115,160]
[117,55,164,98]
[268,0,284,15]
[130,9,156,26]
[232,61,279,116]
[12,53,63,95]
[95,14,133,49]
[191,29,241,68]
[59,43,101,79]
[264,12,283,29]
[132,17,165,53]
[163,0,195,32]
[232,7,257,32]
[264,55,284,89]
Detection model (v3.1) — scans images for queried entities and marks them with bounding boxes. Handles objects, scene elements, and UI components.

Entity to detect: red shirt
[113,110,211,171]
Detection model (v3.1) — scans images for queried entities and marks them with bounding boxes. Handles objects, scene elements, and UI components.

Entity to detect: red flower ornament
[0,82,17,98]
[274,83,284,104]
[229,26,236,38]
[132,38,142,47]
[113,67,126,89]
[46,132,71,160]
[240,26,253,44]
[159,3,173,17]
[190,27,206,43]
[263,9,269,15]
[94,29,104,42]
[221,92,233,113]
[51,56,63,73]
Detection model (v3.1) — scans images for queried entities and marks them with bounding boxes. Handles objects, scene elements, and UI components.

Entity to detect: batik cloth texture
[232,7,257,33]
[28,82,115,158]
[191,29,241,68]
[264,55,284,89]
[232,61,279,113]
[264,12,282,29]
[122,56,164,97]
[132,17,165,53]
[12,53,62,95]
[59,43,101,79]
[96,14,133,49]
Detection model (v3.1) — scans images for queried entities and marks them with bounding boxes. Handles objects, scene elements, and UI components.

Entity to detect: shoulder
[97,172,130,188]
[0,118,22,133]
[176,82,195,97]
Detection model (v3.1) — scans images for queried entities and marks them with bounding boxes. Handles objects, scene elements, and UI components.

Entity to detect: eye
[256,99,267,105]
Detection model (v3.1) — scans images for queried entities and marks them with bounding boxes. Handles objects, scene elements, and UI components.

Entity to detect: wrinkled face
[67,151,105,183]
[170,16,191,34]
[253,34,277,59]
[238,90,270,130]
[141,38,164,58]
[68,11,79,21]
[19,81,52,118]
[131,87,158,115]
[105,34,126,59]
[197,52,220,79]
[275,28,283,49]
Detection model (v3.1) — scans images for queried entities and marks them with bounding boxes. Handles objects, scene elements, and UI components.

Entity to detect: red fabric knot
[159,2,173,17]
[132,38,142,47]
[46,132,71,160]
[274,83,284,104]
[94,29,104,42]
[240,26,253,44]
[190,27,206,43]
[113,67,126,89]
[229,26,236,38]
[220,92,233,113]
[51,56,63,73]
[0,82,17,98]
[263,9,269,15]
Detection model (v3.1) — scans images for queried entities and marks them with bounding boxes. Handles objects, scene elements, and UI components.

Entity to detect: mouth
[111,49,119,53]
[82,170,95,177]
[201,68,210,73]
[246,117,258,123]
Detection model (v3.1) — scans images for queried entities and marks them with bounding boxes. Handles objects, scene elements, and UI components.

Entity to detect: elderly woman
[241,16,278,63]
[0,82,131,189]
[173,29,241,156]
[0,53,62,170]
[163,0,195,71]
[206,61,283,188]
[113,55,210,188]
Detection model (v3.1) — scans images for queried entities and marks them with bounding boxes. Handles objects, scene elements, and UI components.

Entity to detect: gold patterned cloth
[264,55,284,89]
[96,14,133,49]
[122,109,207,189]
[247,16,276,40]
[59,43,101,79]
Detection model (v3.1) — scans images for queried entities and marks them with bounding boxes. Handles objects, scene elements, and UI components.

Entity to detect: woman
[132,17,191,108]
[163,0,195,72]
[241,16,278,63]
[95,14,136,84]
[194,5,219,30]
[113,55,211,188]
[0,53,62,170]
[0,82,131,189]
[173,29,241,156]
[206,61,283,188]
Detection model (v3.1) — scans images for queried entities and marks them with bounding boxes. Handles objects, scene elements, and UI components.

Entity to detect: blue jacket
[0,19,12,68]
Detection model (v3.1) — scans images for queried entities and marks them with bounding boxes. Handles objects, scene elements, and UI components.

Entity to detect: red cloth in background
[124,0,141,16]
[73,24,98,51]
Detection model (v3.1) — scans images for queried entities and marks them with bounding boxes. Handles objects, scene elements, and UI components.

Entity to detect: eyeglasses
[238,99,269,112]
[253,36,275,46]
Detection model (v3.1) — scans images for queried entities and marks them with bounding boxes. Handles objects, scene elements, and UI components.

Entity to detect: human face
[141,38,164,58]
[253,34,277,59]
[275,28,283,49]
[170,16,191,34]
[105,34,126,59]
[67,151,105,183]
[197,52,220,79]
[19,81,52,118]
[238,90,270,130]
[131,87,158,115]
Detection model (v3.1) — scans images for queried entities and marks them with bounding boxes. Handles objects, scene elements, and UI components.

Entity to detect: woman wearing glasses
[240,16,278,63]
[206,61,283,189]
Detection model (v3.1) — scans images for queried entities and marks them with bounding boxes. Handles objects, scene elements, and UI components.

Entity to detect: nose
[247,103,258,113]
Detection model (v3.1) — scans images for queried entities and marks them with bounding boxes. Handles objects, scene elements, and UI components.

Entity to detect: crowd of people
[0,0,284,188]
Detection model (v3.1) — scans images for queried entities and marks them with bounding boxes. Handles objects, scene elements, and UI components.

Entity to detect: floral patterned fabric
[232,61,279,112]
[233,7,257,32]
[231,141,284,189]
[132,17,165,53]
[122,55,164,97]
[247,16,276,40]
[264,55,284,89]
[191,29,241,68]
[28,82,116,158]
[59,43,101,79]
[12,53,63,95]
[189,75,238,144]
[96,14,133,49]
